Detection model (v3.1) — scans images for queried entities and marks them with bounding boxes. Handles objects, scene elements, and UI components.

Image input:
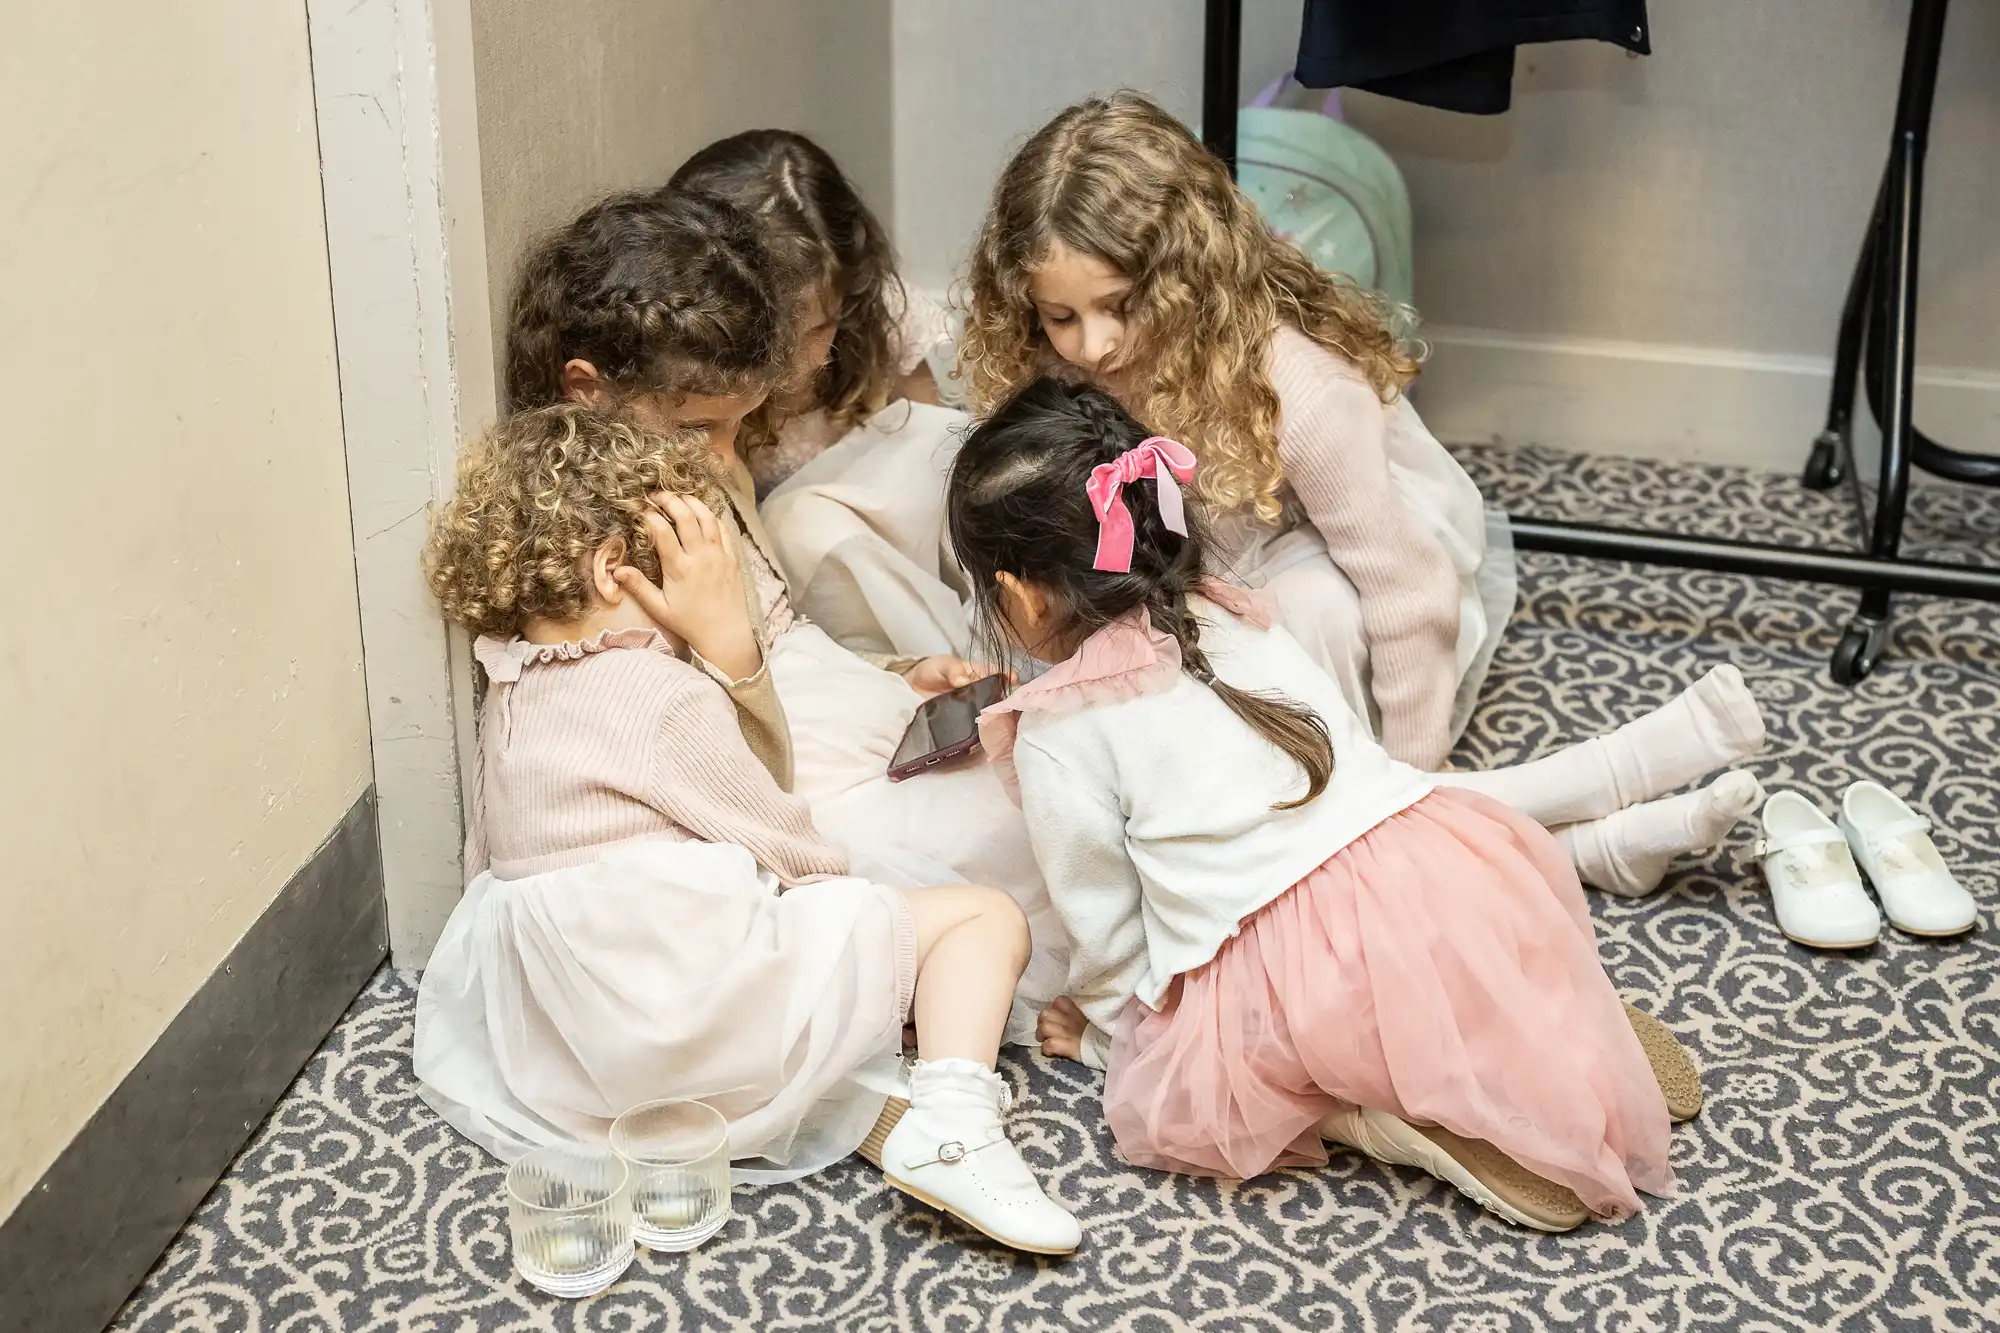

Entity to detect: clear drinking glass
[610,1099,732,1252]
[506,1145,635,1298]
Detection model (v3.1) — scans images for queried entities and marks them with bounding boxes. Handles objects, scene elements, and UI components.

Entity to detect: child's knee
[968,883,1031,968]
[904,882,1031,969]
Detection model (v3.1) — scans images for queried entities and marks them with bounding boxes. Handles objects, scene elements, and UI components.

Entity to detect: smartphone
[888,673,1010,781]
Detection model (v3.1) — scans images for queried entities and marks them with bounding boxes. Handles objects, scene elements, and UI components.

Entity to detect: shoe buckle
[907,1131,1003,1171]
[910,1139,975,1169]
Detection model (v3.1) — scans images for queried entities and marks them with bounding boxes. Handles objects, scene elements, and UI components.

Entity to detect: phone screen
[891,674,1010,770]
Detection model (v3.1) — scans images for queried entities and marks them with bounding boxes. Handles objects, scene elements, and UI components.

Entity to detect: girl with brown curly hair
[668,129,957,496]
[505,188,787,437]
[961,91,1516,771]
[505,186,1071,1048]
[414,404,1080,1254]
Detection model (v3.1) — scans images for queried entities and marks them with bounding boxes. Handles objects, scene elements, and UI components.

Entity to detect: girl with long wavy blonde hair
[961,91,1515,770]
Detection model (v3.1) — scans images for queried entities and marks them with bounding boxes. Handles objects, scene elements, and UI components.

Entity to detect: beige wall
[0,0,372,1220]
[472,0,896,370]
[891,0,1210,294]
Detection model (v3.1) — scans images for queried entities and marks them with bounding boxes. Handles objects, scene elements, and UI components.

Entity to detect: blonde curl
[424,404,726,638]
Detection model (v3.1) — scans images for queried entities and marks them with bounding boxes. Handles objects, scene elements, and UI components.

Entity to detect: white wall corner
[1414,328,2000,473]
[307,0,496,969]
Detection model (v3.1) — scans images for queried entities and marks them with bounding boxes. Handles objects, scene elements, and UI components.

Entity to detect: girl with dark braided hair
[946,376,1761,1231]
[505,188,790,431]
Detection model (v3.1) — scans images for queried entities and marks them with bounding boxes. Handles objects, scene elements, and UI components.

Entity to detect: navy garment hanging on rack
[1294,0,1650,114]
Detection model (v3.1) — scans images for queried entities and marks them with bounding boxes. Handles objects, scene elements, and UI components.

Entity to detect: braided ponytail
[1150,592,1333,808]
[949,374,1336,809]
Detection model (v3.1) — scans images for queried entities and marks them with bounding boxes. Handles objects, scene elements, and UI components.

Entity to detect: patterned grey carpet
[116,446,2000,1332]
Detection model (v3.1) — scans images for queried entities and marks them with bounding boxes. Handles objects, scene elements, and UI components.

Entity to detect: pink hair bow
[1086,436,1198,573]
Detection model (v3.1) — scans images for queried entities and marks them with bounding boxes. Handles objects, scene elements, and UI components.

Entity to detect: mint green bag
[1236,79,1414,306]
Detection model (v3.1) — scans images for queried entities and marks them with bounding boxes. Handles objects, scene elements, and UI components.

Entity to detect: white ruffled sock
[1557,770,1766,897]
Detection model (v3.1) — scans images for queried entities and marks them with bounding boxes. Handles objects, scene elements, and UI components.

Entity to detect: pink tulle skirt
[1102,788,1673,1217]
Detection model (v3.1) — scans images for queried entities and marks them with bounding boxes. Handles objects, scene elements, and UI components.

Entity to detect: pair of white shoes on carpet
[1757,782,1978,949]
[860,1058,1082,1256]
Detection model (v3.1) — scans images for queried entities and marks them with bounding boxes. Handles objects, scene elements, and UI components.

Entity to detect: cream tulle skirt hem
[414,838,915,1184]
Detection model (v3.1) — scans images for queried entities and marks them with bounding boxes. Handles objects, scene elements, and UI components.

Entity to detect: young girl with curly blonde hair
[413,404,1079,1255]
[961,91,1513,771]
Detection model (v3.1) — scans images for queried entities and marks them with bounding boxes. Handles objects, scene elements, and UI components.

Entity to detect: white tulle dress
[413,632,919,1183]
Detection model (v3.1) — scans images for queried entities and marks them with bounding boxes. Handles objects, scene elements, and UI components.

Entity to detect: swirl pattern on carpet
[116,446,2000,1332]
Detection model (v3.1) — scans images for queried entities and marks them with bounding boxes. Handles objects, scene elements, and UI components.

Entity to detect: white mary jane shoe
[1756,791,1882,949]
[876,1059,1081,1256]
[1838,782,1978,938]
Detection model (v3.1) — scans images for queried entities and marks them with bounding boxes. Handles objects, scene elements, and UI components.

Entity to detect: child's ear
[994,571,1048,628]
[562,359,606,406]
[590,536,629,604]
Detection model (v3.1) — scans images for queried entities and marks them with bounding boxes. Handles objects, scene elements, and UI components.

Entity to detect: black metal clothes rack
[1201,0,2000,684]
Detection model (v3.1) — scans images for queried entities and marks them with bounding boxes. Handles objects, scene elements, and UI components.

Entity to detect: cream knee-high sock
[1557,771,1765,897]
[1434,665,1765,827]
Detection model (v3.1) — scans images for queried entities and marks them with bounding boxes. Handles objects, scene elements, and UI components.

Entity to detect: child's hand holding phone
[888,670,1010,780]
[902,654,1003,698]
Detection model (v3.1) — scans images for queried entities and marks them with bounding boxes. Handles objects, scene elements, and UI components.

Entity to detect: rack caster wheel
[1803,431,1846,491]
[1829,618,1886,685]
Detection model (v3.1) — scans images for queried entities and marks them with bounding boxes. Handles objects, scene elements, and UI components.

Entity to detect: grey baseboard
[0,788,388,1333]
